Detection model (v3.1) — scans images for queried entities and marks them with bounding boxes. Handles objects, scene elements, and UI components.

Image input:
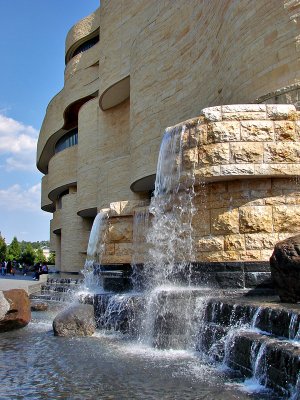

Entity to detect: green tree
[0,234,7,261]
[48,251,55,265]
[21,244,35,266]
[6,236,21,262]
[34,247,46,264]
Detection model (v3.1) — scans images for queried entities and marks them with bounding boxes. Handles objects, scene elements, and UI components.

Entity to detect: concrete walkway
[0,274,46,295]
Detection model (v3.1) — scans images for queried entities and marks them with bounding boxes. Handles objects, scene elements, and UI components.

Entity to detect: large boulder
[270,234,300,303]
[0,289,31,332]
[53,304,95,337]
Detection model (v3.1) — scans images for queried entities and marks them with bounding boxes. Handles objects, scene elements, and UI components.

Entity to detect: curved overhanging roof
[99,76,130,111]
[130,174,156,192]
[37,93,97,174]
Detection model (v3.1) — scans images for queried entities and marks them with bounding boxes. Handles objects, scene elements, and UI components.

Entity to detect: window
[55,128,78,154]
[72,36,99,59]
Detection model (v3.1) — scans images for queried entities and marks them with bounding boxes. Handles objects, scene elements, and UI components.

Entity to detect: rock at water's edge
[53,304,95,337]
[270,234,300,303]
[0,289,31,332]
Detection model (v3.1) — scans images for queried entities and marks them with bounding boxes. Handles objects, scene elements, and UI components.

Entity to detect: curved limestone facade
[37,1,300,273]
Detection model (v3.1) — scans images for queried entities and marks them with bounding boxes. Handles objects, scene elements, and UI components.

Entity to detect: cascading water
[142,125,196,288]
[131,208,150,291]
[134,124,199,349]
[82,210,108,293]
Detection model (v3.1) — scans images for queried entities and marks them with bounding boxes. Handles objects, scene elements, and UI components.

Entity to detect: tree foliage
[48,251,55,265]
[7,236,21,261]
[34,247,46,264]
[21,244,35,266]
[0,234,7,262]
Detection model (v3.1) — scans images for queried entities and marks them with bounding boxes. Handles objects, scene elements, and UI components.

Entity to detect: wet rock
[270,234,300,302]
[53,304,95,336]
[0,289,31,332]
[0,291,10,319]
[31,302,48,311]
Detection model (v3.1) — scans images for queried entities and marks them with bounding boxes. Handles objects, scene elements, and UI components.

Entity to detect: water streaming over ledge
[141,124,196,288]
[82,210,108,293]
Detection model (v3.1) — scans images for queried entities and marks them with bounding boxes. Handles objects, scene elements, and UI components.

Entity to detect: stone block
[224,234,245,250]
[107,219,132,242]
[230,142,264,163]
[198,143,230,166]
[114,243,132,256]
[244,233,279,250]
[211,208,239,235]
[241,121,274,141]
[182,147,198,169]
[207,121,240,143]
[197,236,224,252]
[221,104,267,113]
[266,104,296,120]
[201,106,222,122]
[264,142,300,163]
[273,205,300,232]
[272,178,300,190]
[192,211,211,236]
[255,163,300,176]
[222,112,267,121]
[239,206,273,233]
[239,250,261,261]
[220,164,255,176]
[104,244,115,255]
[197,123,208,146]
[274,121,296,141]
[195,165,221,180]
[199,251,238,262]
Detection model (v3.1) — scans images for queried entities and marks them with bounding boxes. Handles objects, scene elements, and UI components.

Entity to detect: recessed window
[55,128,78,154]
[72,36,99,59]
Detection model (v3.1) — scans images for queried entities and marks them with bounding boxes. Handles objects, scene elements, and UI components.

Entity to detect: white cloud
[0,183,41,212]
[0,113,38,171]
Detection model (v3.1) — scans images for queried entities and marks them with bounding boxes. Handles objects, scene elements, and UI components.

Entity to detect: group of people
[1,260,17,276]
[0,260,49,279]
[33,262,49,280]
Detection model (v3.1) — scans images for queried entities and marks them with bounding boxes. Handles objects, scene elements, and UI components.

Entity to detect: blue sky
[0,0,99,243]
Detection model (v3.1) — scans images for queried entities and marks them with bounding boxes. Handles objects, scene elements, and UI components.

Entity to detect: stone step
[30,293,75,302]
[226,330,300,397]
[204,298,300,340]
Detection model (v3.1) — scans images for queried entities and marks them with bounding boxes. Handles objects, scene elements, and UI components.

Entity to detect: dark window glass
[55,128,78,154]
[72,36,99,58]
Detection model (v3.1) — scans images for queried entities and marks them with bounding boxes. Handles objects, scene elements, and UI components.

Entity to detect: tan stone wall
[47,146,78,201]
[129,0,300,186]
[97,99,148,210]
[193,178,300,262]
[41,175,52,211]
[179,104,300,182]
[77,98,99,214]
[60,192,90,272]
[101,200,149,265]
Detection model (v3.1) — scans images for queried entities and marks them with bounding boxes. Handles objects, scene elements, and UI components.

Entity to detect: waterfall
[131,209,150,291]
[82,210,108,293]
[142,124,196,289]
[133,124,199,348]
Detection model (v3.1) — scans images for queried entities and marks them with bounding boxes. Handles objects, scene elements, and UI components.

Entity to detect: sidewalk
[0,273,45,295]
